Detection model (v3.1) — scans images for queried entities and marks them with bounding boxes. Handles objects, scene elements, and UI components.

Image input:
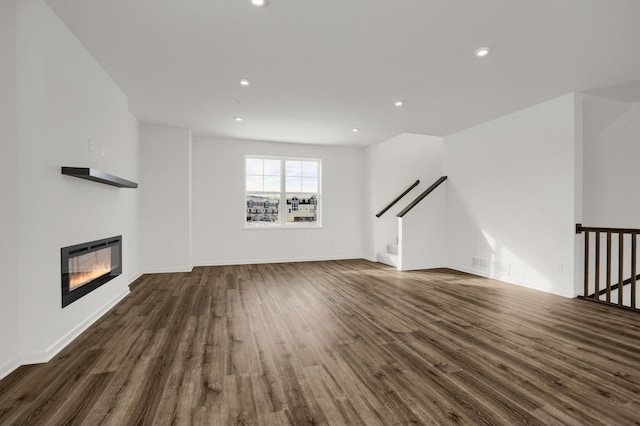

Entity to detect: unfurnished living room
[2,0,640,424]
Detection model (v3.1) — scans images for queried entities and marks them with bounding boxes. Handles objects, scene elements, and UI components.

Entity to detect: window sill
[244,224,323,230]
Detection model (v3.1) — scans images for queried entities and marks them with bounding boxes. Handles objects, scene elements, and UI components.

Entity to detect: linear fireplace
[61,236,122,308]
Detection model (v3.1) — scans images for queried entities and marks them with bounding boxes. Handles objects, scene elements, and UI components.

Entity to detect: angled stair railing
[376,179,420,218]
[397,176,447,218]
[576,224,640,311]
[591,273,640,298]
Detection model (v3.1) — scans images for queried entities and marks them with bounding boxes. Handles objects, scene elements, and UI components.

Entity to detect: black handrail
[576,224,640,234]
[375,179,420,218]
[396,176,447,218]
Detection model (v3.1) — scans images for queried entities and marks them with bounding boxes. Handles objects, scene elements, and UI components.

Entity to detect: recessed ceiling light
[234,116,243,122]
[475,47,490,57]
[251,0,268,6]
[394,100,404,107]
[239,78,251,86]
[352,128,360,132]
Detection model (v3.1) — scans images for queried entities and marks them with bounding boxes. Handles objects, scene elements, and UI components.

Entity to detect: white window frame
[244,155,322,229]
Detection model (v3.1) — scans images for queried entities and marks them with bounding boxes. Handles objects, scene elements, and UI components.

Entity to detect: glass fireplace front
[61,236,122,307]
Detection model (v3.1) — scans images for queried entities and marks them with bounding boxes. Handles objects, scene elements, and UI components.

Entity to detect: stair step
[387,243,398,255]
[377,252,398,267]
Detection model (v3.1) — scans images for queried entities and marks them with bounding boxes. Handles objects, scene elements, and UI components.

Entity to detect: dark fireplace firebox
[61,236,122,308]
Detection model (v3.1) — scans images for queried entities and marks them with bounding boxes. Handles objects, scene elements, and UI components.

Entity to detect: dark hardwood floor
[1,260,640,425]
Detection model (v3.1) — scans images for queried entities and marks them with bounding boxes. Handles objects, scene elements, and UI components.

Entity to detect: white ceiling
[45,0,640,146]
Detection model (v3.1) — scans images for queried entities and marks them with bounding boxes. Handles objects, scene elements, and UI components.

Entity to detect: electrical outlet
[99,145,105,157]
[88,139,94,152]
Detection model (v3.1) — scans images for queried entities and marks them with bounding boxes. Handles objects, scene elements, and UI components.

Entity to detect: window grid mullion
[281,159,285,227]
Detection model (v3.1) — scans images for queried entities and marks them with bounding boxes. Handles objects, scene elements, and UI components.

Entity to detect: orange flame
[69,263,111,290]
[68,247,112,290]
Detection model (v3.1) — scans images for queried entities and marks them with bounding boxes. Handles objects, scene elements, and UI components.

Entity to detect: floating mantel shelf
[61,167,138,188]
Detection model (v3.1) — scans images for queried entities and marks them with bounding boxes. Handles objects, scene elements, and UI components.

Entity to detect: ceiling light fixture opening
[234,116,243,122]
[239,78,251,86]
[394,100,404,107]
[251,0,268,7]
[352,128,360,133]
[475,47,490,57]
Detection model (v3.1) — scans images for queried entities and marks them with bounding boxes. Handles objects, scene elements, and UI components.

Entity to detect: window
[245,156,321,228]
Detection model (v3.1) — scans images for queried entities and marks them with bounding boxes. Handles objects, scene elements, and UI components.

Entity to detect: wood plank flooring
[1,259,640,425]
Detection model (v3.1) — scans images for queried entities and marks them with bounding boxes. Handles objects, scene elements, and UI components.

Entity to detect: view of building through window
[245,157,321,227]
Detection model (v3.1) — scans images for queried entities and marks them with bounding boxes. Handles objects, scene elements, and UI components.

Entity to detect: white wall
[583,97,640,227]
[364,133,446,266]
[15,0,139,365]
[399,186,448,271]
[444,94,579,297]
[362,146,375,260]
[0,0,20,379]
[191,136,364,265]
[579,96,640,301]
[139,124,192,272]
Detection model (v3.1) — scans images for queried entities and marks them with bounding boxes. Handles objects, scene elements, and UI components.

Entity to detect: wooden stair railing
[576,224,639,311]
[591,273,640,298]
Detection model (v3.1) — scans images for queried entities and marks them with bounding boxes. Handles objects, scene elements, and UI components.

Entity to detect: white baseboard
[192,254,364,267]
[44,287,131,362]
[142,266,194,274]
[0,356,20,381]
[20,287,131,366]
[362,256,378,263]
[399,263,447,271]
[128,272,144,284]
[447,264,574,298]
[18,350,50,366]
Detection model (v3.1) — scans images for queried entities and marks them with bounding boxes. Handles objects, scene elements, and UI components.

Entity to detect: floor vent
[472,257,489,269]
[492,261,511,276]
